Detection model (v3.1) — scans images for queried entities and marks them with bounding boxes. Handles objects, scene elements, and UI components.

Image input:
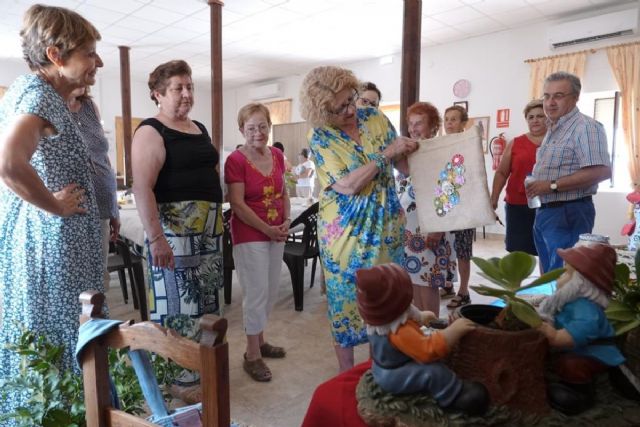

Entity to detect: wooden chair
[78,290,230,426]
[283,202,319,311]
[107,238,148,320]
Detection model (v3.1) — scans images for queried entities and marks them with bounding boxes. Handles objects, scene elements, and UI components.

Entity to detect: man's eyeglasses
[542,92,574,101]
[245,123,270,135]
[328,91,358,116]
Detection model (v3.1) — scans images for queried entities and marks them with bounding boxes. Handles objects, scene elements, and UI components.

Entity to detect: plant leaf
[615,319,640,335]
[615,263,631,287]
[508,298,542,327]
[499,251,536,289]
[472,257,507,286]
[470,285,515,299]
[525,268,565,288]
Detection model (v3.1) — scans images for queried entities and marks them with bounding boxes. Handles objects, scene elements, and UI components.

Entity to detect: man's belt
[539,196,592,209]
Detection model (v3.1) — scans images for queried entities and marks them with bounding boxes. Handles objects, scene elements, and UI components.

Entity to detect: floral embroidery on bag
[433,154,466,217]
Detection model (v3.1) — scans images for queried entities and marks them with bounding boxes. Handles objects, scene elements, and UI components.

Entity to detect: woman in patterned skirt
[132,60,224,341]
[398,102,457,317]
[299,66,418,372]
[0,4,104,419]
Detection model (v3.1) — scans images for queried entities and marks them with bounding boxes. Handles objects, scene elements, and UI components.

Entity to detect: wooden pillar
[400,0,422,136]
[118,46,133,187]
[208,0,223,154]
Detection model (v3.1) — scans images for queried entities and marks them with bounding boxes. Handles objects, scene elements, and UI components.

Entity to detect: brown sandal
[243,354,272,382]
[260,343,286,358]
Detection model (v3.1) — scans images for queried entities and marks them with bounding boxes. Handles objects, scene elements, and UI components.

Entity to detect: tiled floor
[106,232,518,427]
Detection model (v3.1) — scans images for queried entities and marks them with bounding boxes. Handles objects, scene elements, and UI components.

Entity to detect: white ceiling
[0,0,635,88]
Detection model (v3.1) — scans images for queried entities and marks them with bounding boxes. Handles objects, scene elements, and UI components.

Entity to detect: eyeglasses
[327,91,358,116]
[244,123,270,135]
[542,92,574,101]
[358,97,378,108]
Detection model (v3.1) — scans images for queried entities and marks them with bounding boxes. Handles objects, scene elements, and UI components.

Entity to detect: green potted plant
[446,251,564,415]
[469,251,565,330]
[606,249,640,378]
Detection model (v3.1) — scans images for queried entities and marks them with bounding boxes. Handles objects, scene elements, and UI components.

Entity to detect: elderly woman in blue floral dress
[299,66,418,372]
[0,5,104,419]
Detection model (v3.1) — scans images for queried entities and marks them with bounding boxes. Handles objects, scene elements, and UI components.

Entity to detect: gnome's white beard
[537,270,609,322]
[366,305,423,336]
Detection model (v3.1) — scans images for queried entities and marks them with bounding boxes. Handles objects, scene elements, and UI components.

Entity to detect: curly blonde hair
[299,66,359,127]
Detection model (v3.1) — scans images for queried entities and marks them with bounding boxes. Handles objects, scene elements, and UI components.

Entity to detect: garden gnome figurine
[537,244,626,415]
[355,263,490,416]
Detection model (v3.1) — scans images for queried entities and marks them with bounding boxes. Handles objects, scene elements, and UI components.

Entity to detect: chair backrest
[78,290,230,427]
[290,202,319,258]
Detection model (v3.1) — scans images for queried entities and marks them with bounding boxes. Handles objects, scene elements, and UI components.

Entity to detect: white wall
[1,9,637,245]
[220,17,638,245]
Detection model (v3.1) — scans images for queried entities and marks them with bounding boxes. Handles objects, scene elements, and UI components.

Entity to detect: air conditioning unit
[547,8,638,49]
[248,82,283,100]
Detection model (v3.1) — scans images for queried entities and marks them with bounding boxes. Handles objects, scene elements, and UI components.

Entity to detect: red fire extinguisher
[489,133,506,171]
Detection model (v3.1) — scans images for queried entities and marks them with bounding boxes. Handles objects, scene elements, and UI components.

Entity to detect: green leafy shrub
[606,249,640,335]
[0,327,182,426]
[471,251,565,330]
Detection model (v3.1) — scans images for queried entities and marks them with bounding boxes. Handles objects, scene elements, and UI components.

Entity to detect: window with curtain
[578,90,630,191]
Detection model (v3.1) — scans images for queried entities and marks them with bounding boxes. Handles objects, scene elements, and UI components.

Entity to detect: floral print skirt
[145,200,224,339]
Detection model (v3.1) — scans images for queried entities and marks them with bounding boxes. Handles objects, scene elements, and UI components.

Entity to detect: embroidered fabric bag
[407,126,495,233]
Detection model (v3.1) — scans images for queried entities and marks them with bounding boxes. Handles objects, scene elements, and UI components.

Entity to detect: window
[577,91,630,191]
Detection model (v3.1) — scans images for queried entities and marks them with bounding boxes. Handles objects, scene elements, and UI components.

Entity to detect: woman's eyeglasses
[328,91,358,116]
[245,123,270,135]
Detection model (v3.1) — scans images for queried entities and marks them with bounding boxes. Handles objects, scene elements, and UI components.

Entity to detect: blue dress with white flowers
[0,75,103,420]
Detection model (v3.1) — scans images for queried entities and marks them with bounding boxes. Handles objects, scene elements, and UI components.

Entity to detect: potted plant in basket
[445,251,564,414]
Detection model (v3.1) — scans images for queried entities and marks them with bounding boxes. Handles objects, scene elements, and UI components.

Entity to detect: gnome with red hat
[537,244,627,414]
[355,263,490,416]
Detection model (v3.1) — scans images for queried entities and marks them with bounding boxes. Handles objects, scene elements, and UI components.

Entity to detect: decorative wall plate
[453,79,471,98]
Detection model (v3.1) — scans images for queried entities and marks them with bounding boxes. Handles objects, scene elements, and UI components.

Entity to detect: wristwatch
[550,180,558,193]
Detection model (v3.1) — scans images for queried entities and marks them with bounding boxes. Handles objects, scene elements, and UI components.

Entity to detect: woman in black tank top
[131,61,224,390]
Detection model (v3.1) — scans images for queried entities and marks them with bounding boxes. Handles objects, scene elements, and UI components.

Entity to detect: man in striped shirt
[526,71,611,272]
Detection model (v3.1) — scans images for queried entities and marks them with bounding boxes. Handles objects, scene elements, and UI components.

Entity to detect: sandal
[440,285,456,299]
[447,294,471,309]
[243,354,272,382]
[260,342,286,358]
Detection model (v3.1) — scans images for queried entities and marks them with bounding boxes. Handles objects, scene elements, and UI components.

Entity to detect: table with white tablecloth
[119,197,315,247]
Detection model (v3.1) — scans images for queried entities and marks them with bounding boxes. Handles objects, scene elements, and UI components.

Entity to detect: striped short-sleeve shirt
[532,107,610,203]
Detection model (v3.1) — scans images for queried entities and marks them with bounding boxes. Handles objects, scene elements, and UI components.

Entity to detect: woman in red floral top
[225,103,291,382]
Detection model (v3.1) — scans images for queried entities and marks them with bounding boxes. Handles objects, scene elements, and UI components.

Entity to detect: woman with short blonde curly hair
[299,65,418,372]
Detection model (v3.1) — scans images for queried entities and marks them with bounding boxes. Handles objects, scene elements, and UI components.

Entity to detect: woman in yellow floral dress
[300,66,418,371]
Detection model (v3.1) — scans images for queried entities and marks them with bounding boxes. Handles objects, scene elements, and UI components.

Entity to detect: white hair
[537,270,609,322]
[366,304,422,336]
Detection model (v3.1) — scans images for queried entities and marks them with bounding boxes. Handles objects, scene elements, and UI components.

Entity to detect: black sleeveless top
[138,118,222,204]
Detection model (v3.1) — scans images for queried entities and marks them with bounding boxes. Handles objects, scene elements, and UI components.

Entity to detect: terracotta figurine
[355,263,490,416]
